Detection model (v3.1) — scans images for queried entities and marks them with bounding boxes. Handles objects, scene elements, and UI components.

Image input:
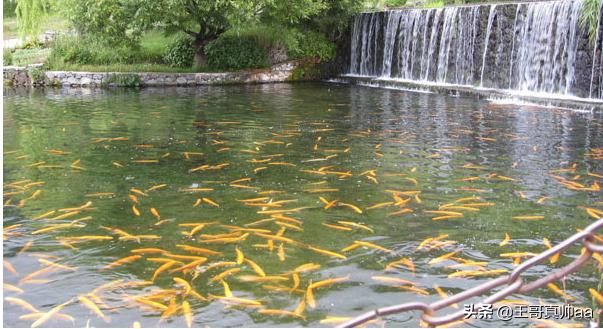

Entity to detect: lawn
[44,63,202,73]
[10,48,52,66]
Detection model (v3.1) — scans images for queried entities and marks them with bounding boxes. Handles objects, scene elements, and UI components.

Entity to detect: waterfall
[480,5,497,87]
[590,0,603,98]
[348,0,602,99]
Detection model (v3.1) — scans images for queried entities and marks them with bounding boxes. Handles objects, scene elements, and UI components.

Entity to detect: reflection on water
[3,84,603,328]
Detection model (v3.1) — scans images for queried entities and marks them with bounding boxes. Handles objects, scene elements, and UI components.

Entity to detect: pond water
[3,83,603,328]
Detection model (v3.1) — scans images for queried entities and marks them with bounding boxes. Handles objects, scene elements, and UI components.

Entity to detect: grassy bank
[41,63,238,73]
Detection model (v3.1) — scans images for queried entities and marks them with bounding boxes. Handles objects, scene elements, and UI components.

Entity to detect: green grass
[424,0,446,7]
[43,62,229,73]
[139,30,175,60]
[10,48,51,66]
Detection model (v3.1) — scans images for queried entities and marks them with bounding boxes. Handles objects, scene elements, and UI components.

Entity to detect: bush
[163,34,195,68]
[47,35,157,68]
[224,25,336,63]
[205,35,270,70]
[27,66,45,82]
[3,49,13,65]
[288,30,335,61]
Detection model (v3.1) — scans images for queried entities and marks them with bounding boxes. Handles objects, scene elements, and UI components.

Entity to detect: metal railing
[340,217,603,328]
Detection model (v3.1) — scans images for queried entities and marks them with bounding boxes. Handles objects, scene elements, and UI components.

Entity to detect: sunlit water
[3,83,603,328]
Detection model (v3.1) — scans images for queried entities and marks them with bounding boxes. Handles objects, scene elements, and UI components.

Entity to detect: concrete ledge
[3,61,307,87]
[335,75,603,110]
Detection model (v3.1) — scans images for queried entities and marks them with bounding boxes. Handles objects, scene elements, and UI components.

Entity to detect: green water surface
[3,84,603,328]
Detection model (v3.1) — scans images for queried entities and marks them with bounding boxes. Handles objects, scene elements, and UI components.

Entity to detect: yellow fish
[499,233,510,247]
[78,295,109,322]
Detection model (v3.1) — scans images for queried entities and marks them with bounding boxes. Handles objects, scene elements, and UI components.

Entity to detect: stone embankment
[3,60,311,87]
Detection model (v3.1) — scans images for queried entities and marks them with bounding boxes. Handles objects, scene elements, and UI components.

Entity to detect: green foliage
[386,0,407,7]
[59,0,148,46]
[15,0,50,38]
[290,30,335,61]
[4,0,17,18]
[226,25,335,62]
[54,0,364,67]
[140,31,175,62]
[27,66,45,82]
[303,0,365,42]
[164,34,195,68]
[290,67,306,80]
[263,0,328,25]
[47,35,169,69]
[205,34,270,70]
[21,39,43,49]
[580,0,602,45]
[4,49,14,65]
[424,0,446,8]
[11,48,51,66]
[42,63,203,73]
[48,36,93,65]
[102,74,142,88]
[227,25,291,50]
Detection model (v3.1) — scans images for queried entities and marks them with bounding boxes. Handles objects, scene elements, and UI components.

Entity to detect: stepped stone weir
[348,0,603,100]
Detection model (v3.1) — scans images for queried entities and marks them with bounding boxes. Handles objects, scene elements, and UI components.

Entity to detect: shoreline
[2,60,316,87]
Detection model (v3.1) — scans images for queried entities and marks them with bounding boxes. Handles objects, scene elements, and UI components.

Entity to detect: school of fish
[3,86,603,328]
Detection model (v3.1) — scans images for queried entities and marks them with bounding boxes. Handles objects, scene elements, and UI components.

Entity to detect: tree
[57,0,363,67]
[152,0,328,66]
[60,0,147,45]
[148,0,264,67]
[15,0,50,39]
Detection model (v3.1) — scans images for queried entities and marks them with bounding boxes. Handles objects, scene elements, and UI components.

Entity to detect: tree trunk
[194,37,206,68]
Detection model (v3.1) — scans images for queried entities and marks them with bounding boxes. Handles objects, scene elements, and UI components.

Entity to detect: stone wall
[3,60,312,87]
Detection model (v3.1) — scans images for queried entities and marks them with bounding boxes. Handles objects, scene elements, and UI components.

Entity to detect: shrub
[27,66,45,82]
[47,35,152,68]
[3,49,13,65]
[163,34,195,68]
[288,30,335,62]
[93,43,138,64]
[226,25,298,52]
[205,35,270,70]
[224,25,336,63]
[49,36,95,65]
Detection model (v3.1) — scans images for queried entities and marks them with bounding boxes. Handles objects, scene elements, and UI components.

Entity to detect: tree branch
[183,29,197,37]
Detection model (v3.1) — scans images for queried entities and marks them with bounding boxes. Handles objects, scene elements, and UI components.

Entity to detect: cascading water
[348,0,603,100]
[590,0,603,98]
[480,5,497,87]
